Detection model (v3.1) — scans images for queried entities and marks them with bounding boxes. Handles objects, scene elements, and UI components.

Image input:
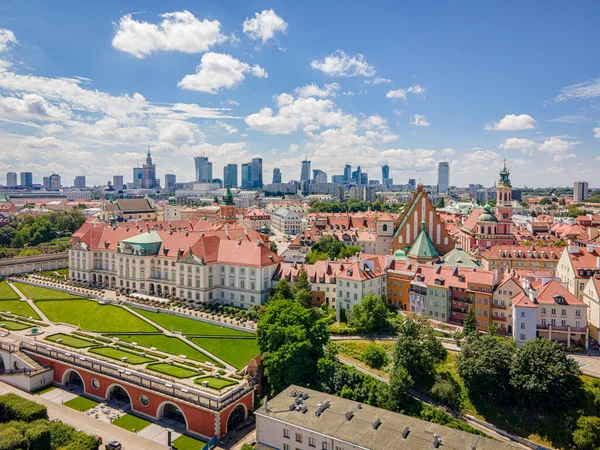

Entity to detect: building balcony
[450,307,469,314]
[492,304,507,310]
[492,316,507,322]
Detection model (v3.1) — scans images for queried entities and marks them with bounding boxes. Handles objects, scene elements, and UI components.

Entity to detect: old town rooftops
[480,244,560,260]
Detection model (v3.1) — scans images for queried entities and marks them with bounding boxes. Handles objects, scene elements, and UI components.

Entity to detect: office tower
[511,188,522,202]
[49,173,61,190]
[74,176,86,188]
[272,168,281,184]
[223,164,238,188]
[113,175,124,190]
[241,163,252,189]
[381,165,390,185]
[6,172,17,187]
[301,159,311,182]
[343,164,351,184]
[42,176,50,189]
[332,175,345,184]
[133,167,143,189]
[165,174,176,191]
[574,181,589,202]
[251,157,263,188]
[20,172,33,188]
[194,156,213,182]
[437,162,450,194]
[313,169,327,184]
[360,172,368,185]
[141,148,159,188]
[408,178,416,190]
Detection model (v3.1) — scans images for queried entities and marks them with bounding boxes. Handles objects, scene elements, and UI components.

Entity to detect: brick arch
[61,368,85,391]
[226,403,247,433]
[105,383,133,404]
[157,401,189,431]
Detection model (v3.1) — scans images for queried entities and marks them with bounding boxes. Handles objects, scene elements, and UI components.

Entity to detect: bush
[0,426,27,450]
[430,373,461,410]
[49,421,99,450]
[24,421,51,450]
[0,394,48,423]
[361,344,388,369]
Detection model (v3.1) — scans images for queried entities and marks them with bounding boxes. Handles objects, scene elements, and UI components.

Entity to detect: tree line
[0,211,85,249]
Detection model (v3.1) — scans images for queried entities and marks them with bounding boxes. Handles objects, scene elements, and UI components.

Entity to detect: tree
[348,293,394,334]
[306,250,329,264]
[361,344,389,369]
[462,306,478,338]
[269,240,278,254]
[257,299,329,394]
[272,278,292,300]
[457,334,514,402]
[430,373,461,409]
[293,269,311,294]
[572,416,600,450]
[338,245,362,259]
[385,365,414,413]
[539,197,552,205]
[510,338,582,413]
[437,197,445,209]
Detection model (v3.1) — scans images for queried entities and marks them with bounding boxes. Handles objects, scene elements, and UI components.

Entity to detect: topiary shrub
[0,394,47,423]
[24,420,51,450]
[0,426,27,450]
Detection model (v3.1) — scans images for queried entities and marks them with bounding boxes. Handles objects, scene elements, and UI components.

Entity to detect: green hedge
[0,394,47,423]
[0,426,27,450]
[49,421,98,450]
[25,422,51,450]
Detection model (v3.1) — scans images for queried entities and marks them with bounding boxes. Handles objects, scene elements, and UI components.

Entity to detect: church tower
[495,160,513,235]
[219,186,237,224]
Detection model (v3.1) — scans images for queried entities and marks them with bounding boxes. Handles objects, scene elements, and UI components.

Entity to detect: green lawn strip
[172,434,207,450]
[0,281,19,300]
[190,337,260,371]
[107,334,220,366]
[63,396,100,412]
[33,385,57,395]
[13,282,83,300]
[194,376,237,390]
[146,362,199,379]
[35,299,158,332]
[45,333,96,348]
[0,299,42,320]
[132,308,252,337]
[0,320,31,331]
[112,413,152,433]
[89,346,155,364]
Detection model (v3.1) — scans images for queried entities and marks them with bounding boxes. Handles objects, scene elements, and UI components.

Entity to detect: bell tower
[495,160,513,234]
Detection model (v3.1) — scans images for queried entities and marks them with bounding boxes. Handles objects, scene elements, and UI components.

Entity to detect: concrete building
[343,164,351,184]
[336,255,387,318]
[49,173,61,191]
[222,164,237,188]
[271,208,305,235]
[141,149,160,189]
[437,161,449,194]
[241,209,271,231]
[255,385,514,450]
[241,163,252,189]
[133,167,143,189]
[557,245,600,300]
[312,169,327,184]
[583,275,600,341]
[301,160,311,182]
[574,181,589,202]
[99,197,157,222]
[6,172,17,187]
[272,168,281,184]
[492,275,524,335]
[74,175,86,189]
[113,175,124,191]
[165,173,177,191]
[194,156,213,183]
[20,172,33,187]
[480,245,561,276]
[251,158,263,189]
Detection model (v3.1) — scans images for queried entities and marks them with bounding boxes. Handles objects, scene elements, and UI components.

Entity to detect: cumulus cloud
[364,77,391,85]
[386,85,424,100]
[294,83,340,98]
[217,121,238,134]
[485,114,537,131]
[0,93,70,120]
[410,114,430,127]
[537,137,579,161]
[499,137,537,153]
[311,50,376,77]
[242,10,288,43]
[555,77,600,102]
[112,11,227,58]
[178,52,267,93]
[594,127,600,138]
[0,29,17,53]
[157,120,200,143]
[463,149,500,163]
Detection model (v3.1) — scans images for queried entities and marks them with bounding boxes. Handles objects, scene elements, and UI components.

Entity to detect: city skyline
[0,1,599,187]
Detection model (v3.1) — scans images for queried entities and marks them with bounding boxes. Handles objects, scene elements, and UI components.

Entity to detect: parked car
[95,435,103,444]
[105,441,122,450]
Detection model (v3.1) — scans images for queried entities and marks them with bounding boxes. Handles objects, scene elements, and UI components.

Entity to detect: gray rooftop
[255,385,516,450]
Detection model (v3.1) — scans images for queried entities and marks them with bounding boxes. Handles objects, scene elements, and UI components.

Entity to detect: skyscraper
[381,165,390,185]
[194,156,213,182]
[165,173,176,191]
[343,164,351,184]
[49,173,61,191]
[223,164,238,188]
[408,178,416,190]
[6,172,17,187]
[301,159,311,182]
[352,166,363,186]
[74,175,86,188]
[313,169,327,184]
[574,181,589,202]
[272,168,281,184]
[113,175,124,191]
[133,167,143,189]
[42,176,50,189]
[251,158,263,188]
[141,148,159,189]
[241,163,252,189]
[437,162,450,194]
[20,172,33,188]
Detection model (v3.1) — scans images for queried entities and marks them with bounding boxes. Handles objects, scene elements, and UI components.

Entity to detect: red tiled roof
[480,244,560,260]
[461,209,483,232]
[512,292,537,308]
[535,279,585,305]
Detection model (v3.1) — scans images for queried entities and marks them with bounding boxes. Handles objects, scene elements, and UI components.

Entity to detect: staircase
[0,339,53,389]
[13,350,48,375]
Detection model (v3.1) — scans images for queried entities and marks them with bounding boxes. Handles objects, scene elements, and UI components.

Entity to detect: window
[322,443,329,450]
[541,307,546,314]
[520,333,526,340]
[283,430,290,439]
[520,322,525,329]
[576,309,581,317]
[295,433,302,443]
[551,308,556,315]
[309,438,316,448]
[561,309,567,316]
[284,445,290,450]
[520,311,525,318]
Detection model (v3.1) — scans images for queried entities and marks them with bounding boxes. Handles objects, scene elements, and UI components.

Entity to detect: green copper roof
[478,203,498,222]
[498,160,512,187]
[223,186,235,205]
[407,221,439,260]
[440,247,480,268]
[120,231,163,255]
[394,249,407,260]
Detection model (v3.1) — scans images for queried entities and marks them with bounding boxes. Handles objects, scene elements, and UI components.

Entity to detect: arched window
[382,224,388,232]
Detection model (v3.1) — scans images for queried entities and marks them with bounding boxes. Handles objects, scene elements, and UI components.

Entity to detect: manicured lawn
[133,308,252,337]
[89,346,155,364]
[146,362,200,378]
[112,413,152,433]
[194,376,237,390]
[0,299,41,320]
[173,434,207,450]
[46,333,95,348]
[108,334,220,366]
[0,321,31,331]
[190,337,260,370]
[33,385,56,395]
[35,299,158,332]
[64,396,100,412]
[13,282,82,300]
[0,281,19,300]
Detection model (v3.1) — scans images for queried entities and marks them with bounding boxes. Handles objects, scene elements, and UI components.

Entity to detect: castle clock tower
[495,160,513,235]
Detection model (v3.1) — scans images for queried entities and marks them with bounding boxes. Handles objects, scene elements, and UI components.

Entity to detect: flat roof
[255,385,516,450]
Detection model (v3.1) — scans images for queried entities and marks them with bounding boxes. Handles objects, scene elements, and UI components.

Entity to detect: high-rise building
[165,174,176,191]
[352,166,362,185]
[313,169,327,184]
[437,162,450,194]
[272,168,281,184]
[343,164,351,184]
[141,148,159,189]
[301,159,311,182]
[194,156,213,182]
[251,158,263,189]
[574,181,589,202]
[223,164,238,188]
[332,175,345,184]
[74,176,86,188]
[49,173,61,191]
[6,172,17,187]
[241,163,252,189]
[113,175,124,191]
[20,172,33,188]
[133,167,143,189]
[42,176,50,189]
[408,178,416,190]
[360,172,368,186]
[381,165,390,185]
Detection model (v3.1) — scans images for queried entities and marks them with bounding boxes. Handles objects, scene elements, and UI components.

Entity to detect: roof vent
[345,411,354,421]
[237,238,242,245]
[315,401,330,417]
[433,434,442,448]
[402,427,410,439]
[372,418,381,430]
[289,403,296,411]
[301,405,308,414]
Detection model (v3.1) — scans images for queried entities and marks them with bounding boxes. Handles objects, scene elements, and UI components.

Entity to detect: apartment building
[556,245,600,300]
[271,208,305,235]
[491,275,524,335]
[480,245,561,276]
[336,256,388,318]
[386,260,417,310]
[583,275,600,341]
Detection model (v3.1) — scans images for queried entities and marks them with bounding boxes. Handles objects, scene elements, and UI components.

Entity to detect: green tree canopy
[462,306,478,338]
[272,278,292,300]
[348,293,395,334]
[572,416,600,450]
[307,235,361,261]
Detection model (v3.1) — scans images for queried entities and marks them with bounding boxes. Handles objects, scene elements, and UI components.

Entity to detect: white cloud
[242,10,288,43]
[229,33,241,47]
[364,77,391,85]
[217,121,238,134]
[0,93,71,121]
[441,148,455,157]
[157,120,200,143]
[342,90,354,97]
[555,77,600,102]
[294,83,340,98]
[499,137,537,152]
[463,149,500,163]
[0,29,17,53]
[178,52,267,94]
[289,144,299,153]
[410,114,430,127]
[112,11,227,58]
[537,137,580,161]
[311,50,376,77]
[594,127,600,138]
[485,114,537,131]
[221,99,239,106]
[386,85,424,100]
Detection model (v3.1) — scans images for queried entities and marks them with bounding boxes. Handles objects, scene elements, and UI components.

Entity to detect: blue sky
[0,0,599,187]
